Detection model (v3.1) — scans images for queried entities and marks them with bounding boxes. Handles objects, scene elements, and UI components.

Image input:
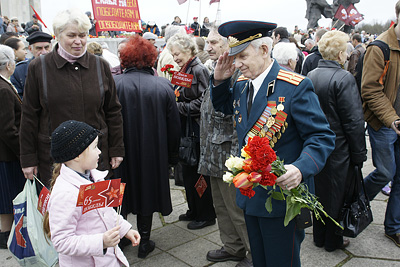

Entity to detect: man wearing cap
[143,32,158,45]
[191,17,200,36]
[10,31,52,98]
[211,20,335,266]
[25,14,42,35]
[199,27,252,267]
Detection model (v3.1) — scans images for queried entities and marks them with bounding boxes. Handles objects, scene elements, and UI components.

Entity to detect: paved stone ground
[1,137,399,266]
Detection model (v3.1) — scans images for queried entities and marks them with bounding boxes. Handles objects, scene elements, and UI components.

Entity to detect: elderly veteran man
[11,31,52,98]
[211,20,335,267]
[198,27,252,267]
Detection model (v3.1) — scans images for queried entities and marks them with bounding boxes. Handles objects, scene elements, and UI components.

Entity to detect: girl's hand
[124,229,141,247]
[103,225,121,248]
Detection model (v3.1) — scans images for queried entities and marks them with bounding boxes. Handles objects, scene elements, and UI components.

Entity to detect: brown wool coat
[0,77,22,161]
[20,44,124,185]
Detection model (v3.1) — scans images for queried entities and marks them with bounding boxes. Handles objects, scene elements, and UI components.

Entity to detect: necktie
[247,82,254,116]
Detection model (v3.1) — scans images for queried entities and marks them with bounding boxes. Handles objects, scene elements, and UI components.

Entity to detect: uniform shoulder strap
[277,69,305,86]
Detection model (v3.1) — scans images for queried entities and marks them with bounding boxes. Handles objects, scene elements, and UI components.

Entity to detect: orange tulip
[248,172,262,183]
[233,172,253,189]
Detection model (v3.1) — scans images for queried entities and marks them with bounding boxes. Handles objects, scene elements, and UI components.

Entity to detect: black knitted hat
[51,120,99,163]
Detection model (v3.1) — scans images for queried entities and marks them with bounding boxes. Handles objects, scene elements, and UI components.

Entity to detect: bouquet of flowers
[160,64,175,78]
[223,136,342,228]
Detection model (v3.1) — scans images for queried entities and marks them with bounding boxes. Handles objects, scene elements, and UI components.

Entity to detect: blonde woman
[308,30,367,252]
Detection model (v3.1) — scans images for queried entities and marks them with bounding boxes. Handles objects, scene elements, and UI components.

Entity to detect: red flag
[390,21,395,28]
[30,5,48,29]
[177,0,188,4]
[77,179,121,214]
[119,183,126,206]
[210,0,220,4]
[37,186,50,216]
[334,4,348,23]
[346,4,363,26]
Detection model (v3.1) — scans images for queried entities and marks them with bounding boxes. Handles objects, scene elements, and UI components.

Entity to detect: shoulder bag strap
[95,56,105,103]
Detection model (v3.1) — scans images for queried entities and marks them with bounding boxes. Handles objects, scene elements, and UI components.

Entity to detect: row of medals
[259,102,288,148]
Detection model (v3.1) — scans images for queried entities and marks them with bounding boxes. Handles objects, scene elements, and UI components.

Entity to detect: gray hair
[273,42,297,65]
[53,9,91,38]
[250,37,273,56]
[167,33,198,56]
[304,39,315,47]
[0,44,15,71]
[209,27,228,45]
[164,25,186,43]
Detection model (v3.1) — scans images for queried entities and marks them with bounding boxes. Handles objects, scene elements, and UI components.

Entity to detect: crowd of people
[0,1,400,267]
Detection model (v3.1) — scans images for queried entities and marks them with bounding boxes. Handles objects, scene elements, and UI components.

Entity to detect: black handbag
[179,105,199,166]
[336,165,373,238]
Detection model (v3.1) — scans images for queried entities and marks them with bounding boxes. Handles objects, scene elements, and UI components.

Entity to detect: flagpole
[199,0,202,33]
[331,19,340,29]
[338,23,346,31]
[186,0,192,27]
[215,1,221,26]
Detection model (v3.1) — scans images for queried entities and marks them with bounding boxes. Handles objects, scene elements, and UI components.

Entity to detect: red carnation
[239,188,256,198]
[260,172,277,186]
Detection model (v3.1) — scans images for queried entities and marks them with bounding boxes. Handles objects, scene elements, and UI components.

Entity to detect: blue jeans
[364,125,400,234]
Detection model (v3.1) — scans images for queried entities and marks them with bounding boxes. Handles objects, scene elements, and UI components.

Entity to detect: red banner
[91,0,141,33]
[171,72,194,88]
[210,0,220,5]
[346,4,363,26]
[77,179,122,214]
[334,4,348,23]
[334,4,363,26]
[37,186,50,216]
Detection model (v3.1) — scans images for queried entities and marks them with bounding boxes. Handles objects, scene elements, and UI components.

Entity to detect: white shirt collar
[250,59,274,101]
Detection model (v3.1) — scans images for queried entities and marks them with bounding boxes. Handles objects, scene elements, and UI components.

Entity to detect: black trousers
[181,160,216,221]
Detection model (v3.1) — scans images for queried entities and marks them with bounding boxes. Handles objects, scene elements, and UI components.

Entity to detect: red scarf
[179,56,196,73]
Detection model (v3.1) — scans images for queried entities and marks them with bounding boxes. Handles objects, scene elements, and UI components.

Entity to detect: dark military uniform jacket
[211,60,335,218]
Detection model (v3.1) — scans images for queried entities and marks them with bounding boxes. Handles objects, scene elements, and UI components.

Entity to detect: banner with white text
[91,0,141,33]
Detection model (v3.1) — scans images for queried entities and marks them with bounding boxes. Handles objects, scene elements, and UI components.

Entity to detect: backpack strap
[368,40,390,85]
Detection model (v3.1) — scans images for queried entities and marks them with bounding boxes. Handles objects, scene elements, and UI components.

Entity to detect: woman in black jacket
[308,30,367,252]
[167,33,216,230]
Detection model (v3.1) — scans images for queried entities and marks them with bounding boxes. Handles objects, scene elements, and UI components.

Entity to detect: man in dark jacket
[190,17,200,36]
[25,14,42,35]
[301,28,328,75]
[86,11,97,36]
[11,31,52,98]
[272,27,303,74]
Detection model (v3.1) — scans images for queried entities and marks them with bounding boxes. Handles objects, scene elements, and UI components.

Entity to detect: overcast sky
[40,0,395,34]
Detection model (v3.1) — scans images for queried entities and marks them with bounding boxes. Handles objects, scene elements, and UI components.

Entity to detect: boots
[0,231,10,249]
[137,214,155,258]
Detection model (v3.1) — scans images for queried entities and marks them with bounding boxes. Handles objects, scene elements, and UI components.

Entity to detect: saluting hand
[214,51,235,84]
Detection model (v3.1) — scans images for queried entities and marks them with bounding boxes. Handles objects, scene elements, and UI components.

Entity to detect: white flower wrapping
[225,156,244,171]
[222,172,234,183]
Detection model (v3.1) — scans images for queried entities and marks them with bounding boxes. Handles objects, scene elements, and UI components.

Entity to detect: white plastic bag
[7,180,58,266]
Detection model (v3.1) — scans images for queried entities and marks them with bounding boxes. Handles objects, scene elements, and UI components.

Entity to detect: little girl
[43,120,140,266]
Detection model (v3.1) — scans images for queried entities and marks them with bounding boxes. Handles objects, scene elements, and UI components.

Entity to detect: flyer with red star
[76,179,124,214]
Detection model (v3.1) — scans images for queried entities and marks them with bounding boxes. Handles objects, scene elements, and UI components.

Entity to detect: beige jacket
[361,25,400,130]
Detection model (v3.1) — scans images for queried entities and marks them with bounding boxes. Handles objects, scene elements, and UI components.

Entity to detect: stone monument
[305,0,361,31]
